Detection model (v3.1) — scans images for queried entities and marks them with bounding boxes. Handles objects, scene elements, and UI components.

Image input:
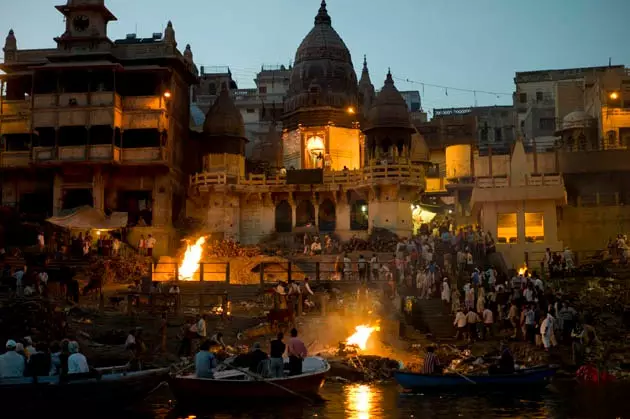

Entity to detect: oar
[221,362,315,404]
[450,369,477,385]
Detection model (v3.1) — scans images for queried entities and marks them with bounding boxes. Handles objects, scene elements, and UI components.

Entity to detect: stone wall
[558,205,630,252]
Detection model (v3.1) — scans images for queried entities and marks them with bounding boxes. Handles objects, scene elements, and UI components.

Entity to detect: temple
[187,1,427,243]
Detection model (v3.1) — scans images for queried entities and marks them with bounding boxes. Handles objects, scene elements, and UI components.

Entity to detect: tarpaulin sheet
[46,206,128,230]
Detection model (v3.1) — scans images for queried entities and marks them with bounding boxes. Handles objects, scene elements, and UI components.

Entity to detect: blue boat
[394,365,558,391]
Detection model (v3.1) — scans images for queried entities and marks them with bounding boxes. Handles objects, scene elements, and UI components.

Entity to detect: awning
[46,206,128,230]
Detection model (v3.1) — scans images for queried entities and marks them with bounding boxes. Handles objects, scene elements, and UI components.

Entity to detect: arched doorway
[318,199,336,232]
[295,200,315,228]
[275,200,292,233]
[350,199,369,231]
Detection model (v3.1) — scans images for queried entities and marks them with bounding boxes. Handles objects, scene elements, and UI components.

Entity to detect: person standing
[146,234,157,257]
[343,253,352,280]
[524,305,537,344]
[37,231,45,253]
[287,328,307,376]
[269,332,286,378]
[482,306,494,340]
[466,308,480,342]
[453,308,467,340]
[357,255,367,284]
[421,346,441,374]
[440,278,451,312]
[138,235,146,256]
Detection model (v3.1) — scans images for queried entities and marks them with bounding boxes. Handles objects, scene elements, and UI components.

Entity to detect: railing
[28,145,164,164]
[190,165,425,189]
[0,151,30,168]
[0,99,30,115]
[475,174,563,188]
[122,96,166,111]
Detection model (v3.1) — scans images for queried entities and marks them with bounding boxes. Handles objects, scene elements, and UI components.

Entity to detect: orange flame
[346,324,380,351]
[178,237,206,281]
[518,264,528,276]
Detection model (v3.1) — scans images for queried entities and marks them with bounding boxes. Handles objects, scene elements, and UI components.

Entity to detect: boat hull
[170,358,329,406]
[0,368,168,412]
[394,366,558,391]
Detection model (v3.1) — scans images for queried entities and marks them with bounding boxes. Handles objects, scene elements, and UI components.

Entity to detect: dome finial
[315,0,331,25]
[363,55,368,70]
[385,69,394,86]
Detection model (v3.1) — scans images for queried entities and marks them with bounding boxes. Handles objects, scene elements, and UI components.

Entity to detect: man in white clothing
[441,278,450,312]
[0,340,25,378]
[453,308,467,340]
[482,307,494,339]
[146,234,157,257]
[67,341,89,374]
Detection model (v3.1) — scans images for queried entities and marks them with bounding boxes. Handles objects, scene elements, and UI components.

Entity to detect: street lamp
[609,91,619,100]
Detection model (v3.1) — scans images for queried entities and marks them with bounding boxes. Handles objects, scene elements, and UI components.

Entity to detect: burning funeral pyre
[178,236,206,281]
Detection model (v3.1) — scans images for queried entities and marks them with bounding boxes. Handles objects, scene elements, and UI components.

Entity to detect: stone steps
[412,298,455,340]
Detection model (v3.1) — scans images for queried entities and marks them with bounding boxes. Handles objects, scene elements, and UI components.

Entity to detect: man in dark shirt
[248,342,269,375]
[269,332,286,378]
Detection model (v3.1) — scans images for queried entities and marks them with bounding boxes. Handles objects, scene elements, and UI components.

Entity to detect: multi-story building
[0,0,198,256]
[514,66,622,151]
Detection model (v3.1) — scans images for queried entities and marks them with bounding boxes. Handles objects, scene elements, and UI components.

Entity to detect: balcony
[31,146,165,165]
[0,151,30,168]
[190,164,426,191]
[121,147,166,163]
[123,96,166,111]
[472,174,566,206]
[0,99,30,116]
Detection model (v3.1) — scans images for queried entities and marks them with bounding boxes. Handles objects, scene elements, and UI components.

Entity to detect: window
[536,91,543,102]
[539,118,555,131]
[497,213,517,244]
[607,130,617,147]
[619,128,630,148]
[480,125,488,142]
[208,83,217,95]
[525,213,544,243]
[259,86,267,94]
[494,128,503,143]
[246,108,255,114]
[519,93,527,104]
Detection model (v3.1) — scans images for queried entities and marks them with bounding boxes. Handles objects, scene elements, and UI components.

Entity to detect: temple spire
[363,55,368,73]
[386,68,394,85]
[315,0,331,25]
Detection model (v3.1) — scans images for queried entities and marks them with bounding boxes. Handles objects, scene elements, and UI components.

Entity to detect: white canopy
[46,206,128,230]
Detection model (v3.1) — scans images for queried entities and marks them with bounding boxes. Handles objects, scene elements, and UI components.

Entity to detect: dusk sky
[2,0,630,116]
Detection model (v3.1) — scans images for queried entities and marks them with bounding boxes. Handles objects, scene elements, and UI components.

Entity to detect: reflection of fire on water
[346,324,380,351]
[178,237,206,281]
[347,384,373,419]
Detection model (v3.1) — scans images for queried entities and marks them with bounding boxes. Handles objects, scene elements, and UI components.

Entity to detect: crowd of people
[0,337,90,379]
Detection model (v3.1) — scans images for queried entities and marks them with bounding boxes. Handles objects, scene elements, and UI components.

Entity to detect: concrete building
[0,0,198,256]
[187,1,426,243]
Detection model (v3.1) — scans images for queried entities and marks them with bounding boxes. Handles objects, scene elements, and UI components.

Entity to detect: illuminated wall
[445,144,472,178]
[328,126,361,170]
[282,126,361,170]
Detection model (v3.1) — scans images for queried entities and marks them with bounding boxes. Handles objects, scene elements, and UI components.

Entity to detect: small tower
[164,21,177,49]
[362,70,419,237]
[3,29,17,62]
[54,0,117,51]
[183,44,193,63]
[358,55,375,119]
[363,69,415,165]
[198,83,248,240]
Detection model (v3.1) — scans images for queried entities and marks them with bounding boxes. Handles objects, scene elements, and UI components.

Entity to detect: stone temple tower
[362,70,420,236]
[199,83,248,240]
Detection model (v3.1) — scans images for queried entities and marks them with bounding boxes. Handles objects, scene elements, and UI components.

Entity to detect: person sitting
[195,340,217,379]
[210,332,226,350]
[421,346,442,375]
[248,342,269,375]
[489,344,515,375]
[26,342,51,377]
[67,341,89,375]
[0,339,25,378]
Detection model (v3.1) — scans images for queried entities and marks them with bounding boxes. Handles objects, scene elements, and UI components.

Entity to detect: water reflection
[346,384,374,419]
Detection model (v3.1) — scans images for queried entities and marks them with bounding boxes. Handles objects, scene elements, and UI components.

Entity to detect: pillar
[291,204,297,230]
[53,173,63,216]
[517,201,526,245]
[92,168,105,212]
[314,203,320,229]
[152,174,172,227]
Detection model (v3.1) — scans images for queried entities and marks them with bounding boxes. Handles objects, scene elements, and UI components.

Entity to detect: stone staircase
[411,298,455,340]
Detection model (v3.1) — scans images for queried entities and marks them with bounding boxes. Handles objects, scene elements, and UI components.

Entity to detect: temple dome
[284,1,358,117]
[203,84,246,139]
[364,71,413,131]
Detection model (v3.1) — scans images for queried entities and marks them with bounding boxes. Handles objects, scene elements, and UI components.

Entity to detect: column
[53,173,63,216]
[291,204,297,230]
[152,174,172,227]
[92,168,105,212]
[314,203,320,229]
[517,201,526,245]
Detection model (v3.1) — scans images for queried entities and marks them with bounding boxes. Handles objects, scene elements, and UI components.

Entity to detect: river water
[108,382,627,419]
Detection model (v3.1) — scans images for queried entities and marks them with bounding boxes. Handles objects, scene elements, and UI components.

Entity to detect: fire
[518,264,528,276]
[178,236,206,281]
[346,324,380,351]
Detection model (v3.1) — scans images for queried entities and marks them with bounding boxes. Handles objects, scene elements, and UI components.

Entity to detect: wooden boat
[394,365,559,391]
[0,366,168,412]
[169,356,330,405]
